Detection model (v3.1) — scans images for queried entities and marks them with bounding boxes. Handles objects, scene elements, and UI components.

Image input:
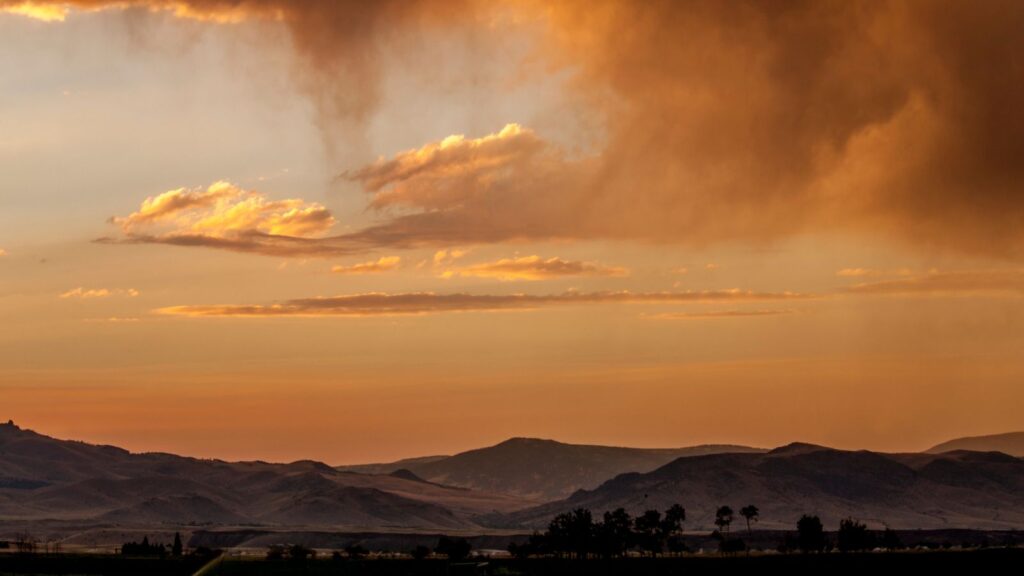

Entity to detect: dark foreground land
[2,549,1024,576]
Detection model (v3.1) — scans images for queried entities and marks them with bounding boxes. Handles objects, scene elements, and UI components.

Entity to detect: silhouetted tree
[288,544,315,561]
[411,545,431,560]
[527,531,550,557]
[740,505,759,535]
[266,545,285,560]
[634,509,664,556]
[435,537,471,562]
[881,527,903,551]
[660,504,686,556]
[172,532,183,557]
[14,533,37,555]
[547,508,594,559]
[345,544,368,559]
[837,518,873,552]
[594,508,633,558]
[507,541,531,560]
[715,506,734,538]
[797,515,826,553]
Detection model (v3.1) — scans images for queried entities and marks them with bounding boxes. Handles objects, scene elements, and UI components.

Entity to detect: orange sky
[1,0,1022,464]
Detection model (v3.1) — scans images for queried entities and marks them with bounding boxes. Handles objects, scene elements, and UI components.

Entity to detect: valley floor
[2,549,1023,576]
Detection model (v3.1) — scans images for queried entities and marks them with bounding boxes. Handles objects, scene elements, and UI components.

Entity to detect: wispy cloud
[59,287,139,299]
[331,256,401,275]
[433,249,468,267]
[443,255,628,281]
[844,270,1024,296]
[154,289,812,318]
[646,309,796,320]
[836,268,913,278]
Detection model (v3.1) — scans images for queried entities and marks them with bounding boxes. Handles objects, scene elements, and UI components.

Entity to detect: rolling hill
[0,421,524,532]
[927,432,1024,457]
[506,443,1024,531]
[338,438,764,501]
[6,420,1024,539]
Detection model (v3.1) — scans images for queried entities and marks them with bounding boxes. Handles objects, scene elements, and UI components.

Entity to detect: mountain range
[0,421,522,532]
[337,438,764,501]
[927,431,1024,457]
[508,442,1024,530]
[2,420,1023,542]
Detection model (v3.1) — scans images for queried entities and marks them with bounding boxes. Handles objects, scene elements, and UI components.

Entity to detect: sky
[1,0,1022,464]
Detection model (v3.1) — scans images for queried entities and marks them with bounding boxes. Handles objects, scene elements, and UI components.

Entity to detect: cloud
[102,181,354,257]
[331,256,400,275]
[113,181,334,237]
[837,268,879,278]
[442,255,628,281]
[154,288,812,318]
[0,248,7,257]
[433,248,468,267]
[836,268,913,278]
[9,1,1024,257]
[59,287,140,299]
[0,1,67,21]
[845,270,1024,296]
[646,309,796,320]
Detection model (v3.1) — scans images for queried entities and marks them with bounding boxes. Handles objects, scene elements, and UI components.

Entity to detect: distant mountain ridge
[927,432,1024,457]
[505,443,1024,531]
[4,421,1024,540]
[0,421,525,532]
[337,437,765,501]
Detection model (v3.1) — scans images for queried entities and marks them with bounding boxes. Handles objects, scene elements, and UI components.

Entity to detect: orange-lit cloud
[0,1,66,21]
[443,255,628,281]
[9,1,1024,258]
[114,181,333,237]
[0,1,284,24]
[836,268,913,278]
[647,310,796,320]
[102,181,351,257]
[845,270,1024,296]
[59,287,140,299]
[433,249,468,267]
[155,289,811,318]
[331,256,401,275]
[0,248,7,257]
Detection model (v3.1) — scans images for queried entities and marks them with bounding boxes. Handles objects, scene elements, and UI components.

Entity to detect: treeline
[121,533,189,557]
[509,505,907,559]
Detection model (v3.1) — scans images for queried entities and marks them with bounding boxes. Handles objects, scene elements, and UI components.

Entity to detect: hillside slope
[927,432,1024,457]
[506,443,1024,531]
[339,438,764,501]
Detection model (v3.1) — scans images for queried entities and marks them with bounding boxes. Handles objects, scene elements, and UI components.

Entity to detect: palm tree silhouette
[714,505,734,538]
[740,505,759,535]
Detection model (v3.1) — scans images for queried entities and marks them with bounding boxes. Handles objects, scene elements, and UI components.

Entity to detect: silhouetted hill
[338,437,764,501]
[927,432,1024,457]
[339,455,450,476]
[506,444,1024,530]
[0,421,525,531]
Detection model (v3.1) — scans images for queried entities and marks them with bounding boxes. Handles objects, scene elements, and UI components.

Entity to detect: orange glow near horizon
[2,1,1023,464]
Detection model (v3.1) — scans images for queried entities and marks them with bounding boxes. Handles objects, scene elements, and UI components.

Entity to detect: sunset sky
[1,1,1022,464]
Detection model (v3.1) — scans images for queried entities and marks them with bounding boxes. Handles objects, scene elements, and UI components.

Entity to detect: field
[2,549,1022,576]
